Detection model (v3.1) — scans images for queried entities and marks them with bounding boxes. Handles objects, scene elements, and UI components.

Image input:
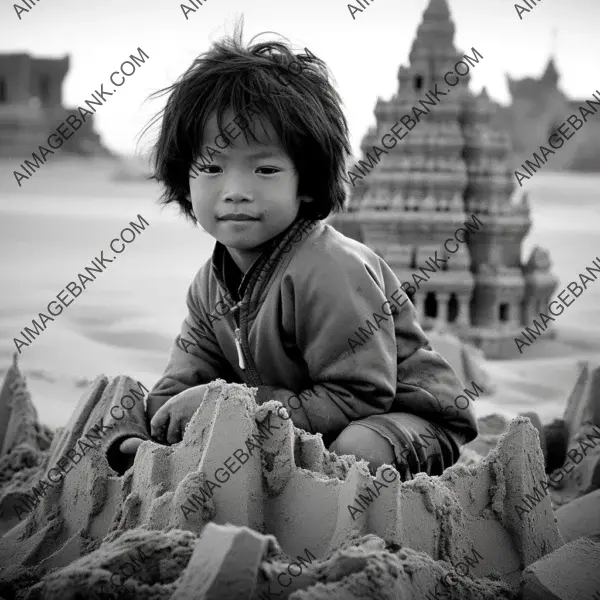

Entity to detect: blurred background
[0,0,599,428]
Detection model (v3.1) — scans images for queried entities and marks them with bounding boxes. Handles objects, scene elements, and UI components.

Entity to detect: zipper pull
[234,328,246,370]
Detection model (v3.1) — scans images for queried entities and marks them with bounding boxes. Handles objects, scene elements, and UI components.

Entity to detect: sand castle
[329,0,560,359]
[1,356,599,598]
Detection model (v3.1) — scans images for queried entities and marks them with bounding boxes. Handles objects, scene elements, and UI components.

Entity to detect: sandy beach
[1,158,599,428]
[1,158,600,598]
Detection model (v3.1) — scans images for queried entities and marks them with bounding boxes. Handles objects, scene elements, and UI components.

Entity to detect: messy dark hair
[141,20,351,223]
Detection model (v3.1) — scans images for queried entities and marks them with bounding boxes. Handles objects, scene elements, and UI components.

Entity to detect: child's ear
[298,194,314,205]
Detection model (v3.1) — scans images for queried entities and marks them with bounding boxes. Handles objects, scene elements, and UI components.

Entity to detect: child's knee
[329,423,396,471]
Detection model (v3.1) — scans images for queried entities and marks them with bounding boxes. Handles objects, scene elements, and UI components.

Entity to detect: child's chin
[220,232,268,249]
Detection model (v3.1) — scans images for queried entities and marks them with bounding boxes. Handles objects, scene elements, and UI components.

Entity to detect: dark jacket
[146,216,478,470]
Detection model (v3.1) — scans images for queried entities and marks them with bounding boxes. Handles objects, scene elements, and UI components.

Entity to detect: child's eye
[194,165,222,174]
[256,167,281,175]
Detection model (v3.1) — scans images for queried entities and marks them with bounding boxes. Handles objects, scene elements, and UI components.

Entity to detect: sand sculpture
[329,0,560,360]
[0,355,599,599]
[463,361,600,512]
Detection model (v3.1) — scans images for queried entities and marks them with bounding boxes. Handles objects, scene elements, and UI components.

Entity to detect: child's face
[189,108,309,272]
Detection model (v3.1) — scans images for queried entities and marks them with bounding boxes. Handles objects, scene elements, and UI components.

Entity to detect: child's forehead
[200,108,283,151]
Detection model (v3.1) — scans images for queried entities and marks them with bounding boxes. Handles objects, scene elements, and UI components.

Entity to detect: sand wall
[0,360,567,599]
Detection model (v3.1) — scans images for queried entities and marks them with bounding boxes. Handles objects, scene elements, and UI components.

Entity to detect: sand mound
[522,538,600,599]
[463,360,600,514]
[0,356,585,599]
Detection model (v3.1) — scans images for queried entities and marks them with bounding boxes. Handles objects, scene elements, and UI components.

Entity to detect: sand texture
[522,538,600,599]
[465,361,600,513]
[1,355,598,599]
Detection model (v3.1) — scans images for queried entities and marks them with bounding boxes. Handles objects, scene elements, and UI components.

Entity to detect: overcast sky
[2,0,598,157]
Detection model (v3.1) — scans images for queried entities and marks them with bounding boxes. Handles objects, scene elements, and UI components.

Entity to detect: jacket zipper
[230,302,246,371]
[234,327,246,370]
[221,219,315,381]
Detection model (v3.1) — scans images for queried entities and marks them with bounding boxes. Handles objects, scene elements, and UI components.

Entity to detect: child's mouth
[218,213,261,221]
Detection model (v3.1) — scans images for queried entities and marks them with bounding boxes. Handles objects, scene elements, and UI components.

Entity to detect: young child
[123,27,478,479]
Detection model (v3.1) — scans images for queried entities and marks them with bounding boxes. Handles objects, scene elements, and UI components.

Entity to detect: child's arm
[146,274,237,421]
[252,247,478,457]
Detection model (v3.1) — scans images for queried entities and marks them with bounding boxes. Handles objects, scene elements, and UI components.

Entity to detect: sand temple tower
[330,0,558,358]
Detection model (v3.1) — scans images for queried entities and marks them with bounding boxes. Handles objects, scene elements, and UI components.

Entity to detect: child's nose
[222,174,255,203]
[223,191,254,203]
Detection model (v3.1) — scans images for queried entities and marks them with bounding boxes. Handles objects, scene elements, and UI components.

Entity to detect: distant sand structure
[330,0,560,359]
[494,58,600,173]
[0,53,110,159]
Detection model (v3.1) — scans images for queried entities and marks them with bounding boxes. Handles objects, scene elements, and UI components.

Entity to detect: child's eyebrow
[215,147,284,160]
[247,149,283,159]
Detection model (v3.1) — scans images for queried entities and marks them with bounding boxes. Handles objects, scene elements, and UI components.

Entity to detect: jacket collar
[211,215,319,303]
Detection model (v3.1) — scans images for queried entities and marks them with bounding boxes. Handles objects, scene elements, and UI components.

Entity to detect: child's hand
[120,437,145,455]
[150,385,209,444]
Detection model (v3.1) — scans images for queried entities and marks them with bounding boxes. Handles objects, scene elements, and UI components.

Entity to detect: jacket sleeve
[253,249,478,463]
[145,275,237,420]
